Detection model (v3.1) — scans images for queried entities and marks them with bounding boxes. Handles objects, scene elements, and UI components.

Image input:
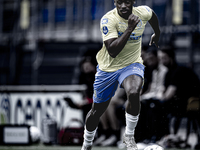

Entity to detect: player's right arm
[104,14,140,58]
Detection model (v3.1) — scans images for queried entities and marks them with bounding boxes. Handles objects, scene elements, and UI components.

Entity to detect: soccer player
[81,0,160,150]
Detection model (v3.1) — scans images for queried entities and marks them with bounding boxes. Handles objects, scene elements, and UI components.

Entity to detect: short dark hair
[146,46,157,57]
[159,46,175,60]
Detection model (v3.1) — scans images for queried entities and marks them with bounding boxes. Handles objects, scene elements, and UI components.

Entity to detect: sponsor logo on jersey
[119,22,126,25]
[118,31,142,42]
[129,34,142,41]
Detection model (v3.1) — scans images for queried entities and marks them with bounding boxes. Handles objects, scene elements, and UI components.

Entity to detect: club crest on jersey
[103,26,108,35]
[101,18,108,24]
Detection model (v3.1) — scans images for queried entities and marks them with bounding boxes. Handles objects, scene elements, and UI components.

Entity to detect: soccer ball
[30,126,41,143]
[144,144,164,150]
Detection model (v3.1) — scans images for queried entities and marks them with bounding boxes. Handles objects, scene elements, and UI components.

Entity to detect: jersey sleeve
[141,5,153,21]
[100,16,118,41]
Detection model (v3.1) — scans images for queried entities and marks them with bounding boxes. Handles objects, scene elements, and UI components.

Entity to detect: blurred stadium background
[0,0,200,149]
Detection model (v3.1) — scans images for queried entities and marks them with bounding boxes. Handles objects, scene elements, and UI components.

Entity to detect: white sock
[83,127,97,146]
[125,112,139,135]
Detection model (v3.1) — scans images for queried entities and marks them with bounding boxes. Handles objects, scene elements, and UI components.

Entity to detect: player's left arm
[148,10,160,48]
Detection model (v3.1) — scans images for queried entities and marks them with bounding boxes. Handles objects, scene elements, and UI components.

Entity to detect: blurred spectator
[137,46,200,147]
[79,57,96,103]
[157,46,200,148]
[136,47,168,143]
[141,45,149,66]
[141,47,168,100]
[141,45,153,95]
[64,56,96,121]
[158,46,200,118]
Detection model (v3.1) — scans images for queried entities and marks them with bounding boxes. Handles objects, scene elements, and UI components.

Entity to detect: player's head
[158,46,176,68]
[114,0,136,19]
[80,57,96,74]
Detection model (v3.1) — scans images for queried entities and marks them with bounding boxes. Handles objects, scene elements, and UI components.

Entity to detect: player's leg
[123,74,143,133]
[82,100,111,149]
[85,100,111,131]
[92,110,108,146]
[81,66,119,150]
[100,87,126,146]
[122,75,143,150]
[123,74,143,116]
[118,63,144,150]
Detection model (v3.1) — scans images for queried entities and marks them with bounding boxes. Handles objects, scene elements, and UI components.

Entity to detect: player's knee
[126,86,140,98]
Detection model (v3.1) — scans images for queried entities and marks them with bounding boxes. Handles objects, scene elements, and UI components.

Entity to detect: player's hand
[127,14,140,31]
[149,33,160,48]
